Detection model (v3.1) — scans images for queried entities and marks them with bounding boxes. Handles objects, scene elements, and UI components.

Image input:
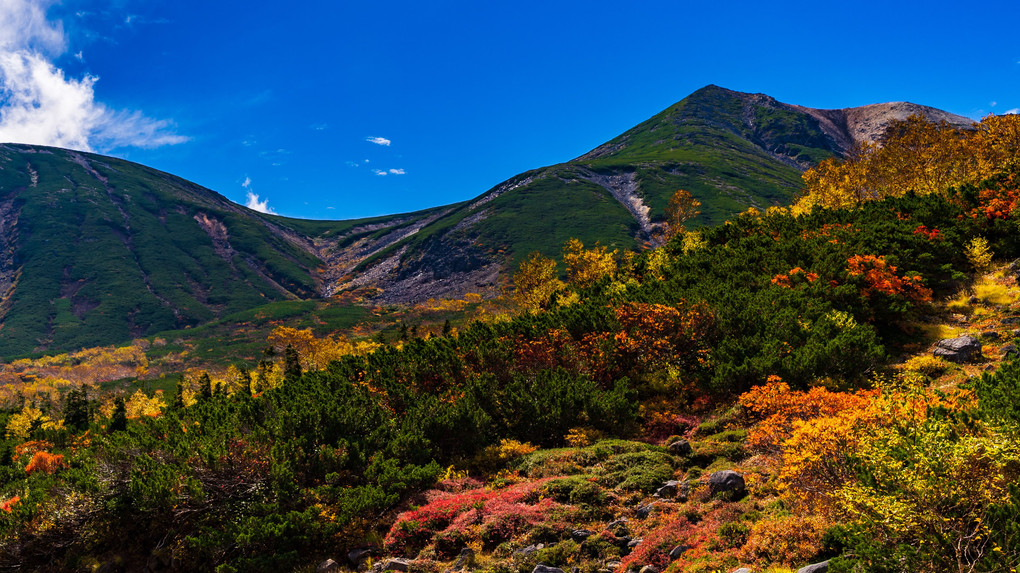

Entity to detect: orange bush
[739,378,878,453]
[25,451,67,475]
[614,301,714,371]
[0,496,20,513]
[846,254,932,302]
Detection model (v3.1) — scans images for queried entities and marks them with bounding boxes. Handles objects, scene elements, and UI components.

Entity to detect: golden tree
[511,252,564,312]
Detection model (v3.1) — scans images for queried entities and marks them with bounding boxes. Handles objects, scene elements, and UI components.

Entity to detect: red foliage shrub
[384,478,567,554]
[912,225,943,241]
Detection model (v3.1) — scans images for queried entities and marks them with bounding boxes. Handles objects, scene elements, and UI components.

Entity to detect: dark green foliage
[110,397,127,432]
[968,357,1020,429]
[283,344,302,382]
[62,387,90,432]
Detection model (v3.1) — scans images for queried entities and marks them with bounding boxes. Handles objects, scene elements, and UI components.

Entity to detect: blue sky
[0,0,1018,220]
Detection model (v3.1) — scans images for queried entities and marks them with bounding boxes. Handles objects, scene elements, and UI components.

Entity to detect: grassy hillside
[0,145,377,356]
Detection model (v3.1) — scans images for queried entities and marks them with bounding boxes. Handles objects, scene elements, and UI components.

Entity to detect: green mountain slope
[0,146,386,356]
[0,86,972,356]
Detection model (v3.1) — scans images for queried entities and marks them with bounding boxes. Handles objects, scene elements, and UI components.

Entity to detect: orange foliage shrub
[967,175,1020,220]
[0,496,20,513]
[741,514,829,566]
[846,255,932,302]
[13,440,53,463]
[25,451,67,475]
[771,267,819,288]
[739,378,878,454]
[614,301,714,371]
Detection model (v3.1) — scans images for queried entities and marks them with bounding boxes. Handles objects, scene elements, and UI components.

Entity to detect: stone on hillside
[636,503,656,518]
[452,548,474,571]
[607,518,629,531]
[654,481,679,498]
[668,545,690,560]
[668,439,693,457]
[572,529,594,541]
[933,335,982,363]
[627,538,642,548]
[969,295,980,305]
[732,569,753,573]
[515,545,542,557]
[349,548,376,567]
[983,330,1000,340]
[797,561,829,573]
[708,470,746,499]
[639,566,660,573]
[318,559,340,573]
[533,565,566,573]
[383,559,411,572]
[1001,343,1018,357]
[1001,316,1020,325]
[606,561,622,571]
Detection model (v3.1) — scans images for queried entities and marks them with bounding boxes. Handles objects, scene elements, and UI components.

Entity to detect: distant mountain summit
[0,86,970,355]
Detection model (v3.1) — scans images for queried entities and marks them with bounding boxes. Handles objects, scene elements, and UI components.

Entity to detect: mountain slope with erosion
[0,86,972,356]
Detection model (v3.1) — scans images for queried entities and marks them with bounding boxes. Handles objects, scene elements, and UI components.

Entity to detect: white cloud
[1006,108,1020,115]
[991,101,997,107]
[372,169,387,176]
[242,176,251,188]
[388,168,405,175]
[0,0,187,152]
[245,190,275,214]
[366,136,391,146]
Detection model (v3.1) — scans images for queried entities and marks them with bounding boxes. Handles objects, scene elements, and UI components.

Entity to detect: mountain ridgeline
[0,85,971,356]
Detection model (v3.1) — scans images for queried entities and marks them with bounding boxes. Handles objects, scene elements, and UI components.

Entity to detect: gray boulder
[933,335,982,363]
[572,529,594,541]
[732,569,753,573]
[318,560,340,573]
[348,548,376,567]
[638,566,659,573]
[452,548,474,571]
[636,503,656,518]
[983,330,1000,340]
[668,545,690,560]
[797,561,829,573]
[533,566,566,573]
[654,481,679,498]
[668,439,693,457]
[383,559,410,572]
[1002,343,1018,357]
[708,470,746,499]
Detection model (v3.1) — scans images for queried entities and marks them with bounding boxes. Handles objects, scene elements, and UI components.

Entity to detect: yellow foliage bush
[742,515,829,566]
[965,237,993,271]
[564,427,604,448]
[899,355,952,378]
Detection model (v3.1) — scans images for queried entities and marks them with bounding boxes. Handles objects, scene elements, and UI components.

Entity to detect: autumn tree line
[0,114,1019,571]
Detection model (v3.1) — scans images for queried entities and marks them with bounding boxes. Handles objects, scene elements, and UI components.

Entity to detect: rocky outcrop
[933,335,982,363]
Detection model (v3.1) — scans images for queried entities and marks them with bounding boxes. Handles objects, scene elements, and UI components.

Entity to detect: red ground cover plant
[384,478,569,555]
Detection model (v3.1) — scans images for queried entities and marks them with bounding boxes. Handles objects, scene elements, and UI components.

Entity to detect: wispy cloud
[372,169,387,176]
[1006,108,1019,115]
[388,168,405,175]
[245,191,276,214]
[310,123,328,131]
[0,0,188,152]
[242,176,252,188]
[366,136,391,146]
